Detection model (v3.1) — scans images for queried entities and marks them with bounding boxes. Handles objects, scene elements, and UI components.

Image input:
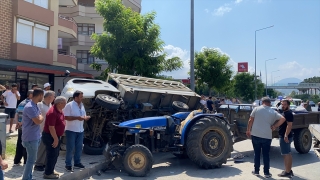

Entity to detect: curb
[59,162,107,180]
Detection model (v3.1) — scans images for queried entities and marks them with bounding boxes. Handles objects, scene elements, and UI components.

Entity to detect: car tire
[186,117,233,169]
[83,143,105,155]
[95,94,120,110]
[172,101,189,112]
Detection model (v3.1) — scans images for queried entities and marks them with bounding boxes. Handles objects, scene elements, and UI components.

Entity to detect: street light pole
[254,25,274,100]
[274,76,280,84]
[190,0,195,91]
[271,70,280,86]
[265,58,277,96]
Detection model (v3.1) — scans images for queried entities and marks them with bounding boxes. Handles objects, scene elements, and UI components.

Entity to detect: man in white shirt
[43,83,51,94]
[63,91,90,172]
[1,83,21,133]
[34,91,55,172]
[200,95,207,108]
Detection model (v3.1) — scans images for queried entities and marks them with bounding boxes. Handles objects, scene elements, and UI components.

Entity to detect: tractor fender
[180,114,229,145]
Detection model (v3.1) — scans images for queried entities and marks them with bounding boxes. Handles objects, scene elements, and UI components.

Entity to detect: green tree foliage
[91,0,183,77]
[303,76,320,83]
[194,48,233,96]
[233,72,264,102]
[264,88,283,98]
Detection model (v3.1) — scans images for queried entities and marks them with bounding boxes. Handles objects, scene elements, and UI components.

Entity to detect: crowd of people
[0,83,90,180]
[199,95,241,112]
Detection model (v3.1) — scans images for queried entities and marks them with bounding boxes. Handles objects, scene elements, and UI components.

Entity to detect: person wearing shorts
[272,99,294,178]
[1,83,21,133]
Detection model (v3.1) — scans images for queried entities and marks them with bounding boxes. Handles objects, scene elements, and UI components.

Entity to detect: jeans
[14,129,27,164]
[0,168,3,180]
[22,139,40,180]
[65,130,84,166]
[251,135,272,174]
[42,132,61,175]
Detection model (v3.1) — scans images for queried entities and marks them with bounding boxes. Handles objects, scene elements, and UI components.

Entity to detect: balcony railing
[58,14,77,26]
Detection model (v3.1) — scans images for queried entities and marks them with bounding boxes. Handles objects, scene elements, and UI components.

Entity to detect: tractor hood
[119,116,167,129]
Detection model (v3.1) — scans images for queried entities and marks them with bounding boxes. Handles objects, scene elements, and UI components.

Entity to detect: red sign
[181,79,190,84]
[238,62,248,72]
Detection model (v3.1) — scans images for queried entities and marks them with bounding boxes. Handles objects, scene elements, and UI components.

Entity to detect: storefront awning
[0,58,93,78]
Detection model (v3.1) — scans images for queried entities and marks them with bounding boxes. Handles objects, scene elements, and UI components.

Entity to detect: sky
[141,0,320,84]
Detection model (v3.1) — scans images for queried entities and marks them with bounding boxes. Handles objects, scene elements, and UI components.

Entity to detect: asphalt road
[87,139,320,180]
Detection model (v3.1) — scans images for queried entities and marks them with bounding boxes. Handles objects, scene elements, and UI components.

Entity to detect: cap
[44,83,51,88]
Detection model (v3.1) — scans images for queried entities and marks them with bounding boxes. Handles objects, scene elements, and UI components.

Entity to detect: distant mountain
[274,77,302,95]
[276,78,302,84]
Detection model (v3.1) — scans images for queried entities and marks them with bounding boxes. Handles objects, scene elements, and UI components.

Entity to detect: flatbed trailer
[218,104,320,154]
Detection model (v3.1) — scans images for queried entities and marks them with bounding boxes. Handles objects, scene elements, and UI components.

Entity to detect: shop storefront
[0,58,92,105]
[0,71,53,101]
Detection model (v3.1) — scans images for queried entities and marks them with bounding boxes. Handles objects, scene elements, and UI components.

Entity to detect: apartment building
[59,0,141,77]
[0,0,141,100]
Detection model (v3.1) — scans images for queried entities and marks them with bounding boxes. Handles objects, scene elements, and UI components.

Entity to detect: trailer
[218,104,320,154]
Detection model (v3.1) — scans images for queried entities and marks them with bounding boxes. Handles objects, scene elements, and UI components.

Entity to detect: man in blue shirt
[22,88,44,180]
[13,90,33,166]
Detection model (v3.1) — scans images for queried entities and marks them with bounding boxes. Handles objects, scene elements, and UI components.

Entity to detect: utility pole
[190,0,195,91]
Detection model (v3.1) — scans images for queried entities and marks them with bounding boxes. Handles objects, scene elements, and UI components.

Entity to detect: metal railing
[58,14,77,27]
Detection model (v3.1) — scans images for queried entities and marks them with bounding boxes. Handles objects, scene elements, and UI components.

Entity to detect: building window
[77,24,95,35]
[16,19,49,48]
[25,0,48,9]
[76,50,94,64]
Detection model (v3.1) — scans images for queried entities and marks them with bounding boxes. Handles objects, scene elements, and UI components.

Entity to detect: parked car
[309,101,316,107]
[61,73,201,155]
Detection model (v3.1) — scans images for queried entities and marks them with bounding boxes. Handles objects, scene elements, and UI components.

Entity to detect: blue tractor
[103,109,233,177]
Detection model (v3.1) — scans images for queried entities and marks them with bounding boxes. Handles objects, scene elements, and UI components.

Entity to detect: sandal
[9,130,14,133]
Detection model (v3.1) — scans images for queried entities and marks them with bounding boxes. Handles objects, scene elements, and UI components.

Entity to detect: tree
[90,0,183,77]
[303,76,320,83]
[233,72,264,102]
[194,48,233,96]
[264,88,282,98]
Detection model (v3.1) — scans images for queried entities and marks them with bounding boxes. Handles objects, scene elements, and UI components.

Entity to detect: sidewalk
[3,150,106,180]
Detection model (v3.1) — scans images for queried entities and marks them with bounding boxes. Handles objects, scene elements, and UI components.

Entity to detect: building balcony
[59,0,78,7]
[57,54,77,68]
[58,15,77,39]
[59,3,101,22]
[62,34,95,47]
[123,0,142,13]
[13,0,54,26]
[11,43,53,65]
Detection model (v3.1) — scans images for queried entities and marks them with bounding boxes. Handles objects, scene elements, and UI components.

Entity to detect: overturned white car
[60,73,201,155]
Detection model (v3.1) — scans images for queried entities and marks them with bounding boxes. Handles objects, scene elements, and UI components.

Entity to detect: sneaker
[278,170,292,178]
[13,163,21,167]
[264,172,272,178]
[34,165,45,171]
[252,170,259,175]
[65,166,74,172]
[43,173,59,179]
[290,170,294,176]
[74,163,85,169]
[43,170,59,176]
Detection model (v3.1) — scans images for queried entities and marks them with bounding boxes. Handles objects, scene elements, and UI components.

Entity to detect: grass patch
[5,136,17,158]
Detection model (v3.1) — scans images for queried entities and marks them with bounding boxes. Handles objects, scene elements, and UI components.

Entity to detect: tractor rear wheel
[186,117,233,169]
